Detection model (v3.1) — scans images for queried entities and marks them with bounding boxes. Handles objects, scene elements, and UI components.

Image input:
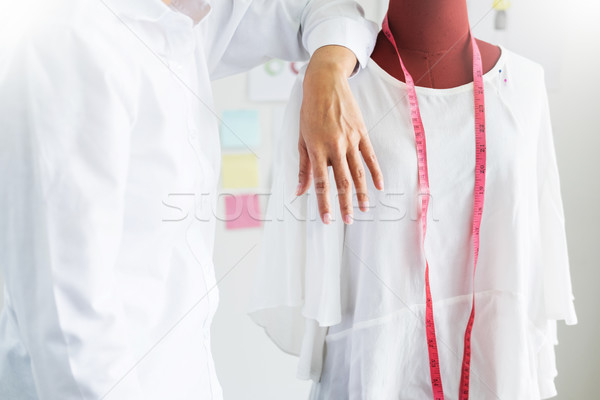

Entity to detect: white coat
[0,0,378,399]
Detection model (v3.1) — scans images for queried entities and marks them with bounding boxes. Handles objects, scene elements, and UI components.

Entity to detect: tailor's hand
[298,45,384,225]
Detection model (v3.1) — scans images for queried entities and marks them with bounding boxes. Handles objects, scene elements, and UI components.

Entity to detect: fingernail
[359,201,369,211]
[296,183,302,195]
[377,179,384,190]
[322,213,332,224]
[344,214,353,225]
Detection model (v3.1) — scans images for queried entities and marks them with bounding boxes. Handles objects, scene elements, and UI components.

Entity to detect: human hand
[298,45,384,225]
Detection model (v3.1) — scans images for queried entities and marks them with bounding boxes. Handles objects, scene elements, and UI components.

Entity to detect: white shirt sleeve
[248,72,345,380]
[207,0,378,80]
[0,25,144,399]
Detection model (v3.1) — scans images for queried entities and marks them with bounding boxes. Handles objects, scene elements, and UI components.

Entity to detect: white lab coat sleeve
[248,71,345,381]
[208,0,378,80]
[0,25,145,399]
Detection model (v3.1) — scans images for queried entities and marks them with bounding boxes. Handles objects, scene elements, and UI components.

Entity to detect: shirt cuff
[304,17,378,76]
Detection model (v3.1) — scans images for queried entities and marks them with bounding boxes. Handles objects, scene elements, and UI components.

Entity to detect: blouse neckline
[367,45,506,96]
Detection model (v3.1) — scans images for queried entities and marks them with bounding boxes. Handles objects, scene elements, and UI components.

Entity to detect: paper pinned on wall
[221,153,259,188]
[248,59,305,102]
[224,194,262,229]
[492,0,511,10]
[220,109,261,149]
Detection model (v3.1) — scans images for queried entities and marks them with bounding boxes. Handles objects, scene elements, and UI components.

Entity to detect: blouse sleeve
[536,79,577,326]
[248,71,345,381]
[535,76,577,398]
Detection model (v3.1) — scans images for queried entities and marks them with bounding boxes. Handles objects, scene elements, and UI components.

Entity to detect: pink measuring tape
[382,16,486,400]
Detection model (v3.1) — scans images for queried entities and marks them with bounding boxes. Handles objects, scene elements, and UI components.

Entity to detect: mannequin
[371,0,502,89]
[252,2,576,399]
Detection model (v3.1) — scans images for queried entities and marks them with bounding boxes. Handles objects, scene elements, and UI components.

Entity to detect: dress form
[371,0,501,88]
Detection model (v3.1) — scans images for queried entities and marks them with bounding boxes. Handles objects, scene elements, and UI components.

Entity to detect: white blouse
[249,47,577,400]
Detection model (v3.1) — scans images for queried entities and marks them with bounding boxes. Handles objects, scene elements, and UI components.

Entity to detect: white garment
[249,47,577,400]
[0,0,377,399]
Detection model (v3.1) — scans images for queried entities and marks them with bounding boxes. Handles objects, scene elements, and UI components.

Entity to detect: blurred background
[209,0,600,399]
[1,0,598,399]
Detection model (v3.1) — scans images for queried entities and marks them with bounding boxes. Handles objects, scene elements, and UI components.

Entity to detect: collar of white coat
[170,0,212,24]
[104,0,212,25]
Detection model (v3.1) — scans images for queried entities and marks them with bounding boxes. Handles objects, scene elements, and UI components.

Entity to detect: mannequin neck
[371,0,501,89]
[386,0,470,52]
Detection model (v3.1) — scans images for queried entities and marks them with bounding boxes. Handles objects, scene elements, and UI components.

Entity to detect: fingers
[296,140,312,195]
[347,147,369,212]
[301,134,382,225]
[310,154,333,224]
[331,156,355,225]
[359,135,384,191]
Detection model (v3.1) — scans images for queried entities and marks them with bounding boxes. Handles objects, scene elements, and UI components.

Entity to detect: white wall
[541,2,600,397]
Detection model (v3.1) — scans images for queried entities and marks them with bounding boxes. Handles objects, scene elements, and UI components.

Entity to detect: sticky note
[225,194,262,229]
[221,153,259,188]
[492,0,511,10]
[220,110,261,149]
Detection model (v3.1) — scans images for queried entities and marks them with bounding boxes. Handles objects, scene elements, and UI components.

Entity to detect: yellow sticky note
[492,0,511,10]
[221,153,259,188]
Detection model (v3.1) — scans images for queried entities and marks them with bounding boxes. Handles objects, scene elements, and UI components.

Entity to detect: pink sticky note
[225,194,262,229]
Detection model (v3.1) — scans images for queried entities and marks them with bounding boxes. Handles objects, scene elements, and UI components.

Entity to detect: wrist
[304,45,358,84]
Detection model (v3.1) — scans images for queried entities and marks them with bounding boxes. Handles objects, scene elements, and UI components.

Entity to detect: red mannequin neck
[371,0,501,89]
